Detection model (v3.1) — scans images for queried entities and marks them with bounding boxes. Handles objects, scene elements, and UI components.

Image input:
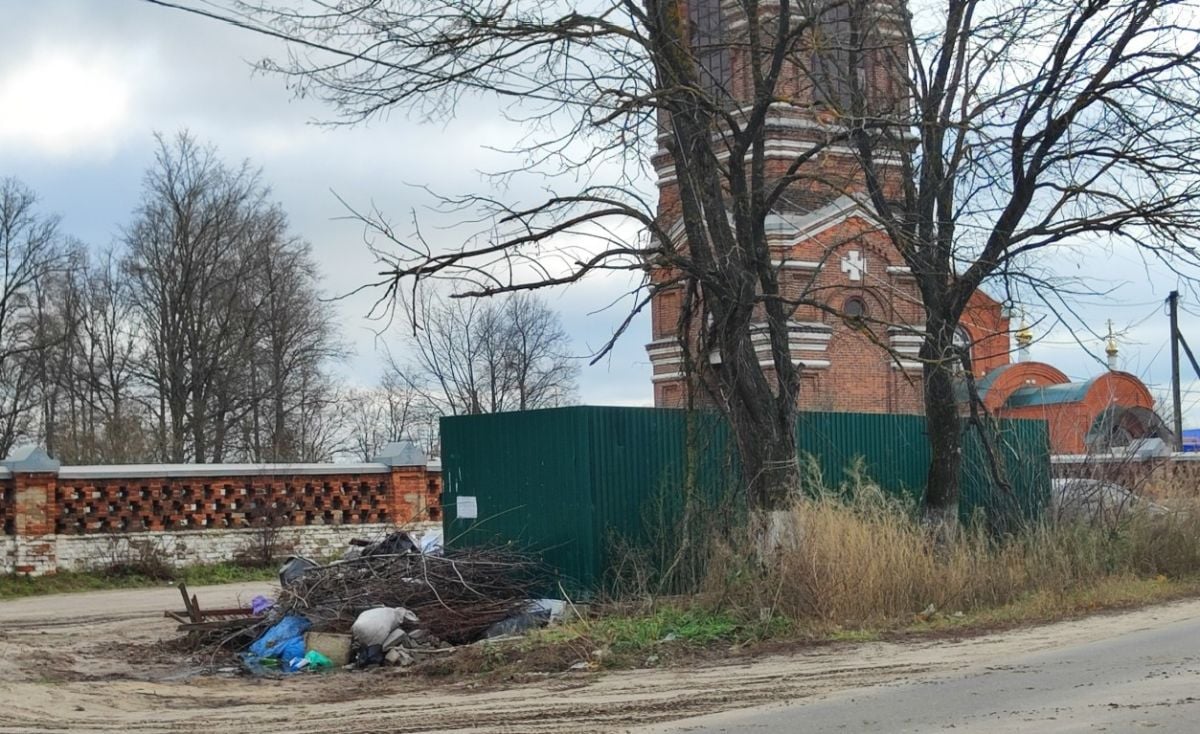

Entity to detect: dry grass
[422,482,1200,679]
[701,485,1200,631]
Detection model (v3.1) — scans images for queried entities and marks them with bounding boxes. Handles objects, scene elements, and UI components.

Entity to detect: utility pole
[1170,291,1183,450]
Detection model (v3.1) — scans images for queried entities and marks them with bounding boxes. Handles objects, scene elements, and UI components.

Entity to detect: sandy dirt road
[1,583,1198,733]
[640,603,1200,733]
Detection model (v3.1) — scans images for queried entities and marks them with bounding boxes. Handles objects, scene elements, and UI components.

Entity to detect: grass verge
[0,562,277,600]
[428,574,1200,680]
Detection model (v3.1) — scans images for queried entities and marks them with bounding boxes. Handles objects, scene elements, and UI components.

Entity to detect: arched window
[811,0,855,108]
[688,0,731,102]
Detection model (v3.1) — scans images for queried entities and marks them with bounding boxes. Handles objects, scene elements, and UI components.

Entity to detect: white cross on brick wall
[841,250,865,281]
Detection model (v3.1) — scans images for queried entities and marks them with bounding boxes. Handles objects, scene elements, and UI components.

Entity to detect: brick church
[645,0,1168,455]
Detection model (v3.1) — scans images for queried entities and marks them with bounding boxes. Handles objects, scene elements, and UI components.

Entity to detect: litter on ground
[169,529,557,675]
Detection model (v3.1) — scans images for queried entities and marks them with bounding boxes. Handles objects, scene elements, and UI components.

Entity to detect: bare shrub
[236,489,298,568]
[94,533,176,580]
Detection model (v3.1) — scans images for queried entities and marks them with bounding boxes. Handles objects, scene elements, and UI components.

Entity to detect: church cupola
[1105,320,1119,371]
[1016,314,1033,363]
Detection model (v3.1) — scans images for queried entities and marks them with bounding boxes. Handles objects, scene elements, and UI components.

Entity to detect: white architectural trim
[655,146,903,187]
[783,194,882,240]
[758,359,833,370]
[771,258,823,270]
[58,463,392,480]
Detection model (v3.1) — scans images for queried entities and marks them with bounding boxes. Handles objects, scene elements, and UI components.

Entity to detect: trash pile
[177,529,559,675]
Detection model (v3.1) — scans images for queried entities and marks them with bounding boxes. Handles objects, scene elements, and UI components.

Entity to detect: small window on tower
[843,296,867,321]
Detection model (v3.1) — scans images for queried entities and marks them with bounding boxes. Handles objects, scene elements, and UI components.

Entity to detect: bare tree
[845,0,1200,522]
[80,250,148,463]
[0,179,70,457]
[30,244,88,459]
[124,131,343,463]
[504,293,581,411]
[151,0,1200,520]
[339,378,433,461]
[27,247,155,464]
[395,290,579,416]
[1,155,343,466]
[242,237,346,461]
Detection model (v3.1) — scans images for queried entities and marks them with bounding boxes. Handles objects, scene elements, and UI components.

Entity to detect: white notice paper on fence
[456,495,478,519]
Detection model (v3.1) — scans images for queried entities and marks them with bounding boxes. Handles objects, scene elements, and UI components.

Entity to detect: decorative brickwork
[426,473,443,521]
[54,474,397,534]
[0,455,442,575]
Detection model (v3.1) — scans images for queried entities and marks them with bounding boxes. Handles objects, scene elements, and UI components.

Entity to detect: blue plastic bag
[244,615,311,673]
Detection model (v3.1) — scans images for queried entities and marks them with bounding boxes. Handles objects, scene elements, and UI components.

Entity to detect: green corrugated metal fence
[440,406,1051,592]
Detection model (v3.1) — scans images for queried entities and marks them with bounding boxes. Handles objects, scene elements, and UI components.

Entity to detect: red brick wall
[962,290,1013,376]
[13,472,57,537]
[646,2,1021,417]
[55,473,399,534]
[648,211,1013,416]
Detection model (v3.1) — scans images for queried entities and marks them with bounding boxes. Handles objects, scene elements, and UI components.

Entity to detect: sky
[2,0,1200,424]
[0,0,652,408]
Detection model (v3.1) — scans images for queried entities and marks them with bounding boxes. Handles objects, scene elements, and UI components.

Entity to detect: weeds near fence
[704,488,1200,631]
[606,457,1200,638]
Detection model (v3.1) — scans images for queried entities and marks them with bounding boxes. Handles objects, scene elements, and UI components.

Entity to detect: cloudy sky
[2,0,1200,424]
[0,0,652,407]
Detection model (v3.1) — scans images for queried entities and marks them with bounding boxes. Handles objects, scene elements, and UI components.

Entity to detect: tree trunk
[717,326,800,511]
[736,414,800,509]
[921,318,961,529]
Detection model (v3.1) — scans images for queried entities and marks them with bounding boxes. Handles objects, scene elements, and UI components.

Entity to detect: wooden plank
[176,618,257,633]
[176,582,200,623]
[194,607,255,617]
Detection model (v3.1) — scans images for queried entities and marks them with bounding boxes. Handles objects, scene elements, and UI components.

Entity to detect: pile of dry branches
[273,547,546,644]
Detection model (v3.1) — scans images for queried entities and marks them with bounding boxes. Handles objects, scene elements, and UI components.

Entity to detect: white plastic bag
[351,607,419,647]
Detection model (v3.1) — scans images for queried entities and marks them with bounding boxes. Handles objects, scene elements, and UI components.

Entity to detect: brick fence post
[6,447,61,575]
[373,441,429,524]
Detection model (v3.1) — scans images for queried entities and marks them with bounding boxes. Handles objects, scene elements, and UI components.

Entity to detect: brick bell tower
[646,0,1012,413]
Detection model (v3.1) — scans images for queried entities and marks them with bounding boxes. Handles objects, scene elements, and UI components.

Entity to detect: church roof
[1004,379,1097,408]
[972,364,1016,398]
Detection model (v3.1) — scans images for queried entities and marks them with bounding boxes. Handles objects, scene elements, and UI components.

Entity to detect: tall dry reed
[703,484,1200,627]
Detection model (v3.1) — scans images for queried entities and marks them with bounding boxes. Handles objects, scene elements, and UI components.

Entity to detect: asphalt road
[641,612,1200,733]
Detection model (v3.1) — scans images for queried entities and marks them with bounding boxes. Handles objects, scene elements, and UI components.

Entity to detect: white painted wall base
[1,536,15,573]
[4,522,441,575]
